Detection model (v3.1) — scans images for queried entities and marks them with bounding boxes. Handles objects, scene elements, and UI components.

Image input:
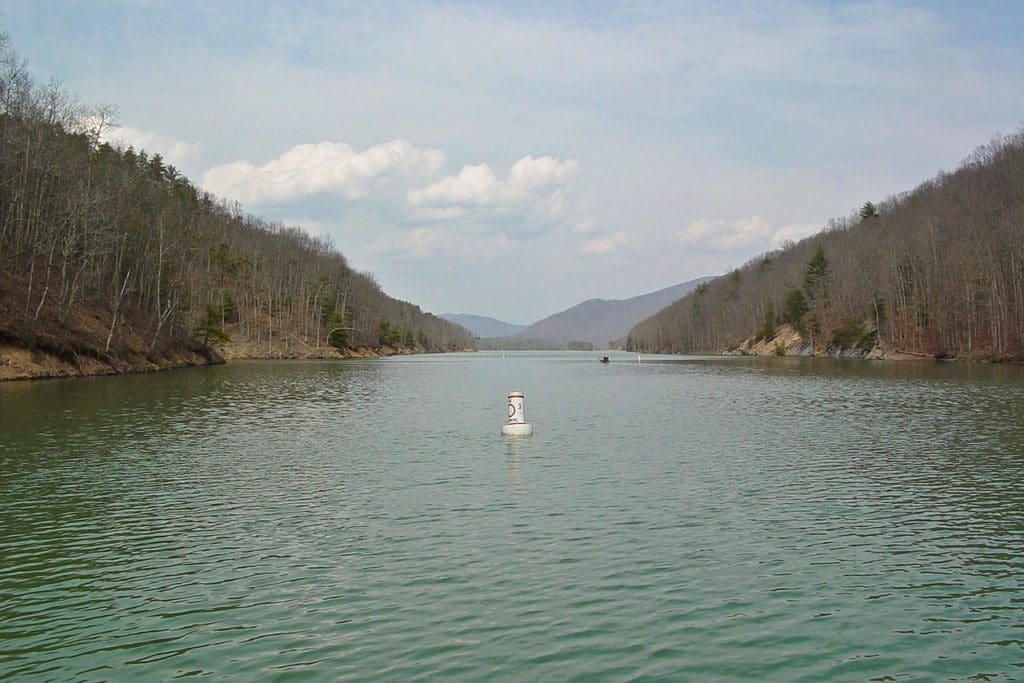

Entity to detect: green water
[2,352,1023,680]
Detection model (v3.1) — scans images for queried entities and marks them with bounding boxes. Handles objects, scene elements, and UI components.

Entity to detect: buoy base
[501,423,533,436]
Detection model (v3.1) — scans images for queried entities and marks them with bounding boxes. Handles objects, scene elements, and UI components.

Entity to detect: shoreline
[633,322,1022,363]
[0,342,224,382]
[0,341,473,382]
[715,323,1021,363]
[6,337,1015,382]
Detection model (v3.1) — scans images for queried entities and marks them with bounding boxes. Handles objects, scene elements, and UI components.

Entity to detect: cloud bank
[580,231,630,256]
[366,227,448,259]
[201,142,580,233]
[202,139,446,204]
[25,0,1020,321]
[407,155,579,218]
[676,216,819,252]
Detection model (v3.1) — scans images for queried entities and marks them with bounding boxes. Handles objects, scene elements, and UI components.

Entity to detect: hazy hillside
[628,130,1024,360]
[517,277,714,347]
[439,314,526,338]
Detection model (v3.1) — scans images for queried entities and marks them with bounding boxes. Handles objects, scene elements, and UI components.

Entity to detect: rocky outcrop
[724,323,935,361]
[725,324,812,357]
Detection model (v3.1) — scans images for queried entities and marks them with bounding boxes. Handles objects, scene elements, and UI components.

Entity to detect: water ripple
[2,355,1023,679]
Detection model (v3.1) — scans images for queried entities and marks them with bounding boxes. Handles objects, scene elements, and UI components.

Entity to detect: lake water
[2,351,1023,680]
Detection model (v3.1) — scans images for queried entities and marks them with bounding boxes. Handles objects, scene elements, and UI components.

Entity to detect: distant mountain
[517,277,715,347]
[439,313,528,339]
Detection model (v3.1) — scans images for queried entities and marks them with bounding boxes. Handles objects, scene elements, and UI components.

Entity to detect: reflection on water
[2,353,1023,680]
[505,436,527,496]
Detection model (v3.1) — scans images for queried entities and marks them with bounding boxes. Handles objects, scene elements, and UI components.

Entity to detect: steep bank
[0,265,224,381]
[0,338,472,382]
[217,338,469,361]
[0,342,222,382]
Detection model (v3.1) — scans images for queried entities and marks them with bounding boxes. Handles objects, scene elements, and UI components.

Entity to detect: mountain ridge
[445,277,715,347]
[516,277,714,347]
[438,314,527,339]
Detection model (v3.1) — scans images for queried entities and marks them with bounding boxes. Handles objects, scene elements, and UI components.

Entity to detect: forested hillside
[0,36,472,378]
[628,130,1024,360]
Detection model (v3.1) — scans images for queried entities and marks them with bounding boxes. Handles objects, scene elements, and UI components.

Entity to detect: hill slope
[0,36,473,379]
[439,314,527,338]
[518,277,714,347]
[628,130,1024,360]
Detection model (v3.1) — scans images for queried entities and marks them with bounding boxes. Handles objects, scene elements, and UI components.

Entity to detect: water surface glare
[2,352,1023,680]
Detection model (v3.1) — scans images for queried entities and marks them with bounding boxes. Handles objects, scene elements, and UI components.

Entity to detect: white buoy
[501,391,533,436]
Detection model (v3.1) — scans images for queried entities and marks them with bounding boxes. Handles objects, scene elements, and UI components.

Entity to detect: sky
[4,1,1024,323]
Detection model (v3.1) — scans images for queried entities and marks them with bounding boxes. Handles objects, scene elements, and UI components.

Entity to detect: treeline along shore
[0,35,473,381]
[627,129,1024,361]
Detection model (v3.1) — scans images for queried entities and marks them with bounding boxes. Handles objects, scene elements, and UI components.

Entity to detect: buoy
[501,391,533,436]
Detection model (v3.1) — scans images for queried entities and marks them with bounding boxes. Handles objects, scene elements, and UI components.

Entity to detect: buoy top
[506,391,528,426]
[502,391,532,436]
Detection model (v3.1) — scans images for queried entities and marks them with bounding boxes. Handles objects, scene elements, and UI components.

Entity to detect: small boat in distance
[599,356,610,363]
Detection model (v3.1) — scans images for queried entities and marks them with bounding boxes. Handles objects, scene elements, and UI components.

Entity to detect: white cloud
[570,217,595,234]
[366,227,448,259]
[676,216,820,252]
[408,155,579,215]
[201,139,446,205]
[769,223,820,248]
[409,163,497,207]
[580,230,629,256]
[407,206,471,221]
[676,216,771,251]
